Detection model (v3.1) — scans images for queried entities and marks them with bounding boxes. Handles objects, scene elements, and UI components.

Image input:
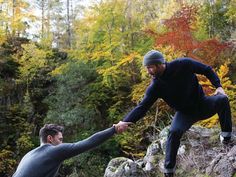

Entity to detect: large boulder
[104,157,148,177]
[143,141,160,172]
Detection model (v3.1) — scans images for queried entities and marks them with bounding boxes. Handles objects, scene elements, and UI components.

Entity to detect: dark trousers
[164,94,232,171]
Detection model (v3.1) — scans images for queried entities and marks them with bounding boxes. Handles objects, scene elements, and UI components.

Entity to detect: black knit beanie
[143,50,165,66]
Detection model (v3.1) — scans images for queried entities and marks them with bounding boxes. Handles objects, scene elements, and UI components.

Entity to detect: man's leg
[217,95,232,139]
[199,94,232,140]
[164,112,196,173]
[164,94,232,175]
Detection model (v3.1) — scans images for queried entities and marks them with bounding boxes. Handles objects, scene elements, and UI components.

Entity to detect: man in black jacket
[119,50,232,177]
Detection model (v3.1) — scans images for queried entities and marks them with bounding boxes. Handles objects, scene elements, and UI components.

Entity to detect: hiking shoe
[220,135,233,145]
[164,173,174,177]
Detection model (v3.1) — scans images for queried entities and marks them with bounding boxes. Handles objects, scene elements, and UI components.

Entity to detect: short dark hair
[39,124,64,143]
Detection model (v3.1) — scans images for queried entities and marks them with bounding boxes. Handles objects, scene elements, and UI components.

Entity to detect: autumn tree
[199,0,234,40]
[147,5,230,66]
[0,0,35,38]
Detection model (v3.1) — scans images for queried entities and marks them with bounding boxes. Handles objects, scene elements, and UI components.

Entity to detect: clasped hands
[113,121,133,134]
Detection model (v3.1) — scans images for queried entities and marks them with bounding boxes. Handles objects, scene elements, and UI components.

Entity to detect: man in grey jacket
[13,122,130,177]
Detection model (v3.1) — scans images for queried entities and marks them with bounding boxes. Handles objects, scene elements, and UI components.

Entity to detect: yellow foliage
[0,29,7,45]
[18,43,49,81]
[16,134,34,155]
[97,52,142,87]
[1,0,35,36]
[155,46,185,62]
[197,114,219,128]
[142,0,181,33]
[51,63,69,76]
[40,34,54,48]
[91,51,111,61]
[0,149,16,174]
[118,116,154,158]
[131,81,149,103]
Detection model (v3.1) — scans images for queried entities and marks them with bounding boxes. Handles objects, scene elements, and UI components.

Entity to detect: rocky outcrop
[206,145,236,177]
[104,125,235,177]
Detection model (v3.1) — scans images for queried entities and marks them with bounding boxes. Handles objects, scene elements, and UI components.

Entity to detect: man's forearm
[75,126,116,153]
[58,126,116,160]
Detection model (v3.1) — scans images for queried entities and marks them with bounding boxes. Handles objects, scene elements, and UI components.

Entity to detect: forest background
[0,0,235,176]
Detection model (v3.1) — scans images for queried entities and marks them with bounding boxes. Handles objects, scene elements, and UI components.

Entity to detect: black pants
[164,94,232,173]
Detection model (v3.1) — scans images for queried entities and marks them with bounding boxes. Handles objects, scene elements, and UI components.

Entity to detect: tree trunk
[12,0,16,36]
[41,0,45,38]
[66,0,71,48]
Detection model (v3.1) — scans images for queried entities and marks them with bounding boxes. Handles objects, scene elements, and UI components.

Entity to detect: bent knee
[169,129,184,137]
[217,94,229,104]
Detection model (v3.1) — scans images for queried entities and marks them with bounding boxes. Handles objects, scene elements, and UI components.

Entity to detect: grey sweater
[13,126,116,177]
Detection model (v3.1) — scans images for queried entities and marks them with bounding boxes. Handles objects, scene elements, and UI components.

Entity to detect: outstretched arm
[123,81,159,123]
[56,122,131,160]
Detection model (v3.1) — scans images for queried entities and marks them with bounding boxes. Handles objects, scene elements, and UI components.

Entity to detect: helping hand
[113,121,133,134]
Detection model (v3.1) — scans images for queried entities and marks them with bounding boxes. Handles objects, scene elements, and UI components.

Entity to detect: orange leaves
[196,39,229,65]
[155,5,198,53]
[164,5,198,31]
